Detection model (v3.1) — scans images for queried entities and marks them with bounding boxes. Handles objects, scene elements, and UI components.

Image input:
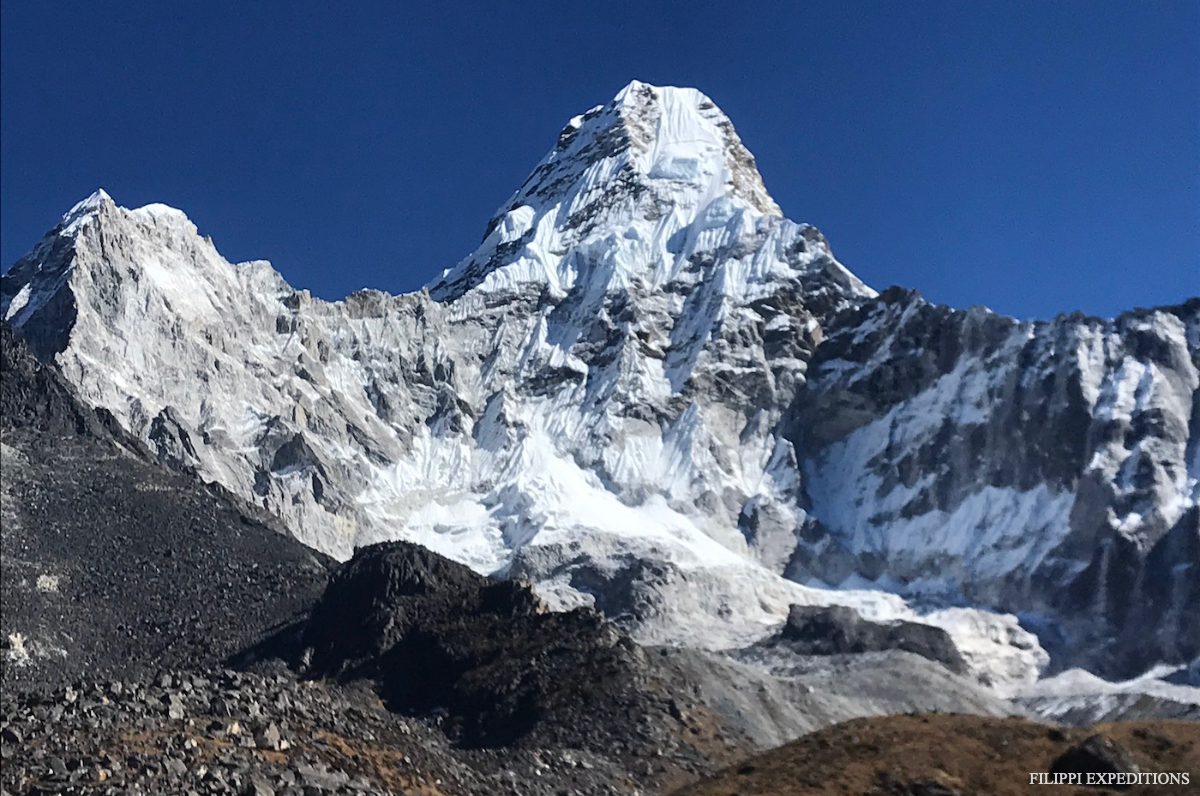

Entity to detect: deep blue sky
[2,1,1196,319]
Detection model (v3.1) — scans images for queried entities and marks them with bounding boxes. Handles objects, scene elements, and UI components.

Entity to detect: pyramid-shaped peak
[76,187,113,206]
[564,80,754,165]
[607,81,739,154]
[429,83,802,300]
[61,188,115,229]
[55,189,202,239]
[498,81,780,231]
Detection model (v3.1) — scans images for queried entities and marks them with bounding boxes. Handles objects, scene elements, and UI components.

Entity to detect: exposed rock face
[774,605,966,675]
[0,324,331,689]
[1,322,107,436]
[2,81,1195,685]
[300,542,739,767]
[1051,734,1140,780]
[790,288,1200,677]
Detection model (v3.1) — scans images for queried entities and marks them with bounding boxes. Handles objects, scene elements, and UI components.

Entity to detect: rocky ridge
[675,714,1200,796]
[790,288,1200,677]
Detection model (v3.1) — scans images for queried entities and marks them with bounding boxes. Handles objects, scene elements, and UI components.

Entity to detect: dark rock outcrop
[776,604,967,675]
[300,542,740,777]
[1051,734,1140,782]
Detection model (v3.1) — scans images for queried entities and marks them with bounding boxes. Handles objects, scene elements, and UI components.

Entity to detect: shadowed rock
[300,541,738,776]
[1051,734,1140,783]
[778,604,967,675]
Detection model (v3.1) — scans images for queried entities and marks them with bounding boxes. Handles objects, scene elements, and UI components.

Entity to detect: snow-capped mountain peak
[60,188,116,233]
[0,83,916,674]
[58,190,202,247]
[428,81,798,301]
[550,80,780,215]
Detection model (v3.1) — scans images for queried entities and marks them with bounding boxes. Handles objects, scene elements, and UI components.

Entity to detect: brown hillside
[676,714,1199,796]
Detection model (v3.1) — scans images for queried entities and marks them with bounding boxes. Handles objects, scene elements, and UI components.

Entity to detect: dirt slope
[676,714,1199,795]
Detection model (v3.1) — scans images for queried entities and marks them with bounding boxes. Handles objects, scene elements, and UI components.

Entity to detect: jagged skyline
[2,2,1196,320]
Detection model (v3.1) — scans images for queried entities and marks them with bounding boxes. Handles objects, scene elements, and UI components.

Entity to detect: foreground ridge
[676,714,1200,796]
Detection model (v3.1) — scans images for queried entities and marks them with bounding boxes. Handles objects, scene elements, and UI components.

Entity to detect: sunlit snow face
[429,82,840,304]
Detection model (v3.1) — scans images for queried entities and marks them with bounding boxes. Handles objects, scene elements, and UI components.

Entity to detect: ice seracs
[2,82,1196,696]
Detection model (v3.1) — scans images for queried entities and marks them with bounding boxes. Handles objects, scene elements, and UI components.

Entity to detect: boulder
[780,604,967,674]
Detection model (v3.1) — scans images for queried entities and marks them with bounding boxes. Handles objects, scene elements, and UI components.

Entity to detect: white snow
[59,188,112,234]
[3,283,32,322]
[1020,665,1200,721]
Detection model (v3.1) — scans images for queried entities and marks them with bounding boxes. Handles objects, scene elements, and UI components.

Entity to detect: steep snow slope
[2,81,1193,688]
[790,288,1200,678]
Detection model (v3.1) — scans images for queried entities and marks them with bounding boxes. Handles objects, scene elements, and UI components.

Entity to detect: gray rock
[47,756,68,779]
[255,722,282,751]
[163,757,188,778]
[1051,734,1140,779]
[778,604,967,674]
[244,778,275,796]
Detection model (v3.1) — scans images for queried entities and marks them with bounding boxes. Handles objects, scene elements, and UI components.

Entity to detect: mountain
[0,322,1012,795]
[790,288,1200,678]
[2,81,1196,689]
[0,323,331,688]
